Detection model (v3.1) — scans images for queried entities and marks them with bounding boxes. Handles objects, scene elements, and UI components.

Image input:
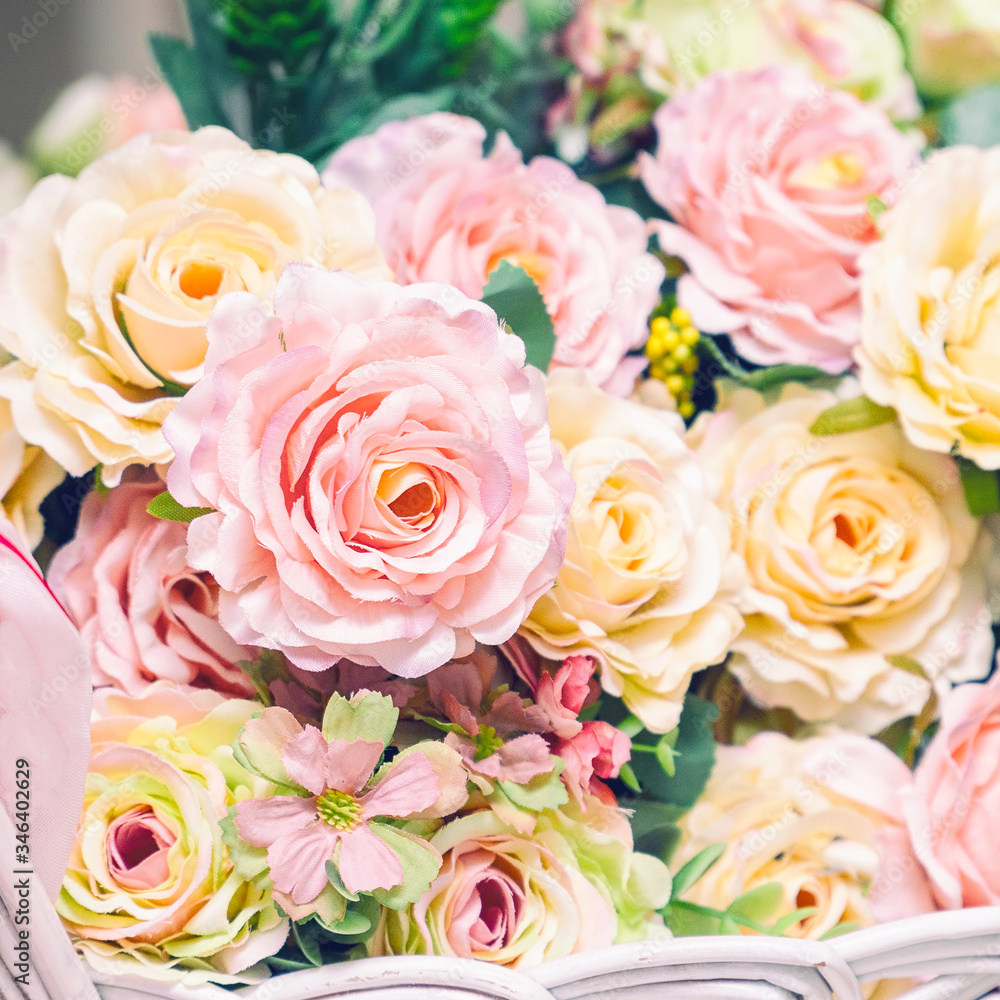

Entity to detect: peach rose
[871,670,1000,916]
[640,66,916,371]
[692,381,993,731]
[323,113,664,394]
[521,370,744,733]
[48,472,255,697]
[675,731,907,938]
[0,126,390,484]
[163,264,575,677]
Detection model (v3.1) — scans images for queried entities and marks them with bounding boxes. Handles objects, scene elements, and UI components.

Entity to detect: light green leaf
[655,732,678,777]
[618,715,645,738]
[146,491,215,523]
[325,860,361,902]
[321,691,398,747]
[671,842,726,899]
[481,261,556,371]
[866,195,888,221]
[291,920,323,967]
[886,655,926,678]
[663,901,721,936]
[727,882,783,923]
[939,85,1000,149]
[618,761,641,793]
[957,456,1000,516]
[369,826,442,910]
[769,907,818,936]
[809,396,896,436]
[497,758,569,811]
[819,921,862,940]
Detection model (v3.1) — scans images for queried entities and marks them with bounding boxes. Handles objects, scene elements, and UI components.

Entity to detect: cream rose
[0,397,64,549]
[857,146,1000,471]
[674,732,902,938]
[520,370,743,733]
[693,381,993,731]
[0,126,390,484]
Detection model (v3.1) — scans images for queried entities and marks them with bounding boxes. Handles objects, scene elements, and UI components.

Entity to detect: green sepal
[369,825,442,910]
[321,690,398,747]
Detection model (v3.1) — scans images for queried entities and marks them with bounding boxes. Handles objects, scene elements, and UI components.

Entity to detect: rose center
[833,514,857,548]
[316,788,363,830]
[389,482,436,521]
[105,805,175,891]
[791,151,866,190]
[178,260,225,299]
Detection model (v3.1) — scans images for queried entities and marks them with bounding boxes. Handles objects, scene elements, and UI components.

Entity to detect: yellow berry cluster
[645,307,700,419]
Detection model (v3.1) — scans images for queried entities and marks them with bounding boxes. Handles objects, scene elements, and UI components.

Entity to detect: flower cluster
[3,4,1000,988]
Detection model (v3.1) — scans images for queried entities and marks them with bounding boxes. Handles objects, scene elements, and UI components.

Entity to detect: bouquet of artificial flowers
[1,0,999,993]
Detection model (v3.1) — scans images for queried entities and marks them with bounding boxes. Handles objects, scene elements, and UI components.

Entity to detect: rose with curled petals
[163,263,575,677]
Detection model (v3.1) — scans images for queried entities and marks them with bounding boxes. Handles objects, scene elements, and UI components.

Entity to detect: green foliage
[151,0,567,163]
[809,396,897,436]
[321,690,398,747]
[146,491,215,523]
[957,456,1000,516]
[939,85,1000,149]
[698,334,834,393]
[480,261,557,372]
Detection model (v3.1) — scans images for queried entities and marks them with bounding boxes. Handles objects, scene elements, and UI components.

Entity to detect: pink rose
[639,67,916,371]
[48,473,255,697]
[324,113,664,394]
[164,264,574,677]
[871,671,1000,917]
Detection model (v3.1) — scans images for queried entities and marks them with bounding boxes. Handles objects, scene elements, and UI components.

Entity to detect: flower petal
[235,795,317,848]
[337,823,404,894]
[361,749,441,819]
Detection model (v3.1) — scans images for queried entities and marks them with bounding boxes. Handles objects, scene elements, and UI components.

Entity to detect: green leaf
[698,335,831,393]
[325,861,361,902]
[671,842,726,899]
[291,920,323,967]
[727,883,784,923]
[663,901,721,936]
[321,691,398,746]
[92,466,110,498]
[267,955,318,972]
[369,826,442,909]
[939,85,1000,149]
[220,806,271,881]
[655,732,678,777]
[957,456,1000,516]
[769,907,818,936]
[618,761,641,793]
[809,396,896,436]
[481,261,556,371]
[886,655,926,678]
[634,824,682,867]
[628,800,686,843]
[235,649,292,707]
[146,491,215,523]
[149,34,230,130]
[819,921,862,940]
[618,715,645,739]
[497,758,568,811]
[866,195,888,221]
[719,915,742,935]
[624,694,719,810]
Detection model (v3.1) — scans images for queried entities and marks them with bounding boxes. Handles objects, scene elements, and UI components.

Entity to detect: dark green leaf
[741,364,834,392]
[939,85,1000,149]
[149,34,230,130]
[291,920,323,967]
[481,261,556,371]
[957,456,1000,516]
[809,396,896,436]
[634,824,682,867]
[671,842,726,899]
[146,491,215,523]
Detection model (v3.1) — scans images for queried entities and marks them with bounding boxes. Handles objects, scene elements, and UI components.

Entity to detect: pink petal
[280,725,333,795]
[268,820,341,905]
[325,739,386,795]
[494,734,555,784]
[337,823,404,894]
[235,795,318,848]
[361,750,441,819]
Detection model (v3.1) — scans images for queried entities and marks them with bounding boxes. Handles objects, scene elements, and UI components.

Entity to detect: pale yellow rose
[520,370,743,733]
[0,126,390,484]
[674,731,901,938]
[891,0,1000,98]
[0,396,63,548]
[692,381,993,731]
[857,146,1000,471]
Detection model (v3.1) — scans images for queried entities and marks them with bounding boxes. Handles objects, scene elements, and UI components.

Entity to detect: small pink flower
[639,66,916,371]
[164,265,574,677]
[324,113,664,394]
[237,727,439,900]
[533,655,599,739]
[554,721,631,804]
